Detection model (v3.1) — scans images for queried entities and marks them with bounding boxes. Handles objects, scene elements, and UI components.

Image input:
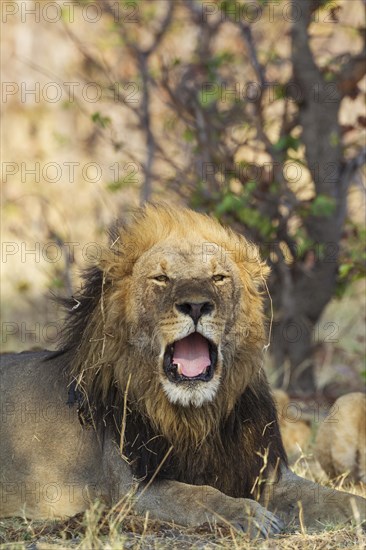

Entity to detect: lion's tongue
[173,333,210,378]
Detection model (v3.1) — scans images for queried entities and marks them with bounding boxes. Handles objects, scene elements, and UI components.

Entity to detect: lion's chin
[161,376,221,408]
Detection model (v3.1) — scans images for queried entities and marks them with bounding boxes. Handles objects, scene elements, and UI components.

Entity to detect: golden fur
[273,389,311,459]
[316,392,366,483]
[67,204,272,455]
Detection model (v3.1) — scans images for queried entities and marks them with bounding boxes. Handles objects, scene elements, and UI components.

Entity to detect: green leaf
[219,0,238,17]
[50,277,64,289]
[183,128,195,143]
[310,195,336,217]
[294,229,315,256]
[215,193,241,215]
[338,264,353,279]
[61,4,73,21]
[274,84,286,100]
[330,131,340,147]
[107,181,124,192]
[91,112,111,129]
[237,208,273,238]
[207,52,234,70]
[317,0,340,10]
[198,85,220,107]
[273,135,300,152]
[245,181,257,193]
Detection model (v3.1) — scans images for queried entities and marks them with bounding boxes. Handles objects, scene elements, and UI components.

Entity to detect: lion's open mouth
[163,333,217,383]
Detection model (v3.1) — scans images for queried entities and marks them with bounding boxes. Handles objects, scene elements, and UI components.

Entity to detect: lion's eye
[152,274,169,283]
[212,274,227,283]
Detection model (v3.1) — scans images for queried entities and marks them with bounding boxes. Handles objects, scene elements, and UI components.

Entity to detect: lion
[272,389,311,459]
[315,393,366,484]
[1,204,365,538]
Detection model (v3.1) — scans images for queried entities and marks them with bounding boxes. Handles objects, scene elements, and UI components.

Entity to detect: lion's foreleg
[133,479,284,538]
[261,465,366,530]
[102,440,283,538]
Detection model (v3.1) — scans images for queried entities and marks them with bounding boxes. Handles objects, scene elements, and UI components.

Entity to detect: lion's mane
[56,204,287,498]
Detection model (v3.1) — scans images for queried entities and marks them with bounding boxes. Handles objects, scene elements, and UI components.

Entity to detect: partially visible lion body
[1,205,365,536]
[1,351,105,519]
[316,393,366,483]
[273,389,312,459]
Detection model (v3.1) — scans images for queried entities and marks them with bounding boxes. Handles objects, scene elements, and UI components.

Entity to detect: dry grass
[1,459,365,550]
[1,512,365,550]
[1,514,365,550]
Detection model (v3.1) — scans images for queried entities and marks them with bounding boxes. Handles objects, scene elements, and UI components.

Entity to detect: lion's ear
[250,260,271,290]
[237,238,271,289]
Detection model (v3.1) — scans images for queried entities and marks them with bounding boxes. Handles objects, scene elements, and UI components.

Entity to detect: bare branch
[273,243,295,320]
[145,3,174,57]
[237,21,266,88]
[138,53,155,204]
[101,0,173,58]
[97,0,175,203]
[62,21,138,113]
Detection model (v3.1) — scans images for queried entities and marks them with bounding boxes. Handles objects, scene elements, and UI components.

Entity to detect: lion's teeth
[175,363,182,375]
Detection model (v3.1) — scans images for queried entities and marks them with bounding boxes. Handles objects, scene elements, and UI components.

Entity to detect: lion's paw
[230,499,284,538]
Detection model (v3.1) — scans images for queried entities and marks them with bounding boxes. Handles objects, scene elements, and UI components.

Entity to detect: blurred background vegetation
[2,0,365,397]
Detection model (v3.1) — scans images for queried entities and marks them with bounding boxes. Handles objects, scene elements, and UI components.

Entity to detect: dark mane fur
[118,379,286,499]
[58,266,108,357]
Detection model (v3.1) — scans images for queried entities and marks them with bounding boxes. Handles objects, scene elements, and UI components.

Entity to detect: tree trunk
[272,0,343,393]
[272,261,339,393]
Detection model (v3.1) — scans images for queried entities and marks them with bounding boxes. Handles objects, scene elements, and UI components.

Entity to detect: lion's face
[125,237,245,407]
[75,206,269,416]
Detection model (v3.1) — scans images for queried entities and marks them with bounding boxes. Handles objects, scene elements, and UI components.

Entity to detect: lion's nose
[175,301,214,323]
